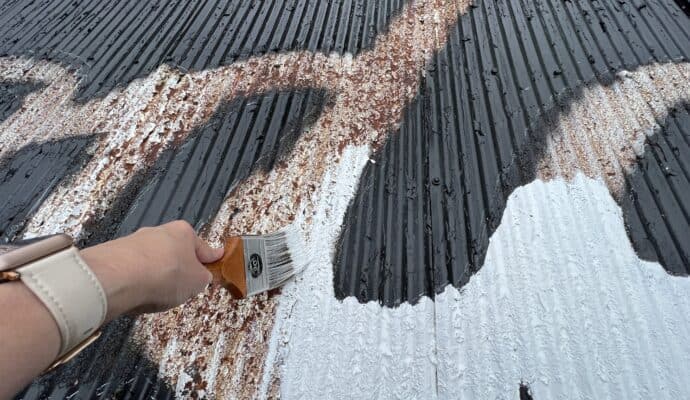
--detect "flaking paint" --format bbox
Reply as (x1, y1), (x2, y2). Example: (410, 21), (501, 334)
(538, 63), (690, 196)
(1, 0), (472, 393)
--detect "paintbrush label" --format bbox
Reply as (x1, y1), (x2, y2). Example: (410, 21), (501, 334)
(248, 254), (263, 278)
(243, 237), (269, 295)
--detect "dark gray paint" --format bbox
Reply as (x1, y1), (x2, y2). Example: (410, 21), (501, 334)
(619, 103), (690, 274)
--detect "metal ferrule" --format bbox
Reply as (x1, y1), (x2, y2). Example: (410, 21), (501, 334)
(242, 236), (269, 295)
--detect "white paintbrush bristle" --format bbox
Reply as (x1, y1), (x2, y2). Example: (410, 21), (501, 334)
(262, 224), (309, 289)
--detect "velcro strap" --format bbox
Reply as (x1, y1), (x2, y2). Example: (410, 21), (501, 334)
(18, 247), (107, 357)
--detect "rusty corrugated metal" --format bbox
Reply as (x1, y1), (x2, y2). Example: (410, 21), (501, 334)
(0, 0), (689, 398)
(0, 0), (408, 100)
(0, 0), (420, 398)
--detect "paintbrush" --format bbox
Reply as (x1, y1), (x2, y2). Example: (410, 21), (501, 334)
(205, 226), (306, 298)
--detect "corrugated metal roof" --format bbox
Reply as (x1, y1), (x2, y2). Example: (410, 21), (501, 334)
(336, 0), (690, 306)
(0, 0), (407, 100)
(0, 0), (688, 398)
(0, 135), (94, 241)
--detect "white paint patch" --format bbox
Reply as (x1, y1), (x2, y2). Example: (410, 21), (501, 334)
(435, 175), (690, 399)
(174, 369), (194, 398)
(157, 336), (178, 379)
(270, 146), (690, 399)
(267, 145), (440, 399)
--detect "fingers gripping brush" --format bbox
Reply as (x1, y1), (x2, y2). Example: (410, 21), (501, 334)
(205, 227), (306, 298)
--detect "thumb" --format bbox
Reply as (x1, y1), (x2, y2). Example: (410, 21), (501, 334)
(195, 236), (225, 264)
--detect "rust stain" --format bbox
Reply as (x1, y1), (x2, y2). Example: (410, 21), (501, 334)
(6, 3), (685, 399)
(1, 1), (476, 397)
(537, 63), (690, 197)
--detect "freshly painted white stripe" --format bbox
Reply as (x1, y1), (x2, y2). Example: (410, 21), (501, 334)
(267, 145), (439, 399)
(270, 144), (690, 399)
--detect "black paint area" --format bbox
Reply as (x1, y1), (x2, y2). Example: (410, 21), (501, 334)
(0, 136), (94, 242)
(0, 81), (44, 123)
(673, 0), (690, 17)
(0, 0), (408, 101)
(519, 382), (535, 400)
(619, 103), (690, 275)
(80, 88), (327, 244)
(335, 0), (690, 306)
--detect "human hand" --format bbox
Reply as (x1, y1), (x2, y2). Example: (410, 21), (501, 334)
(80, 220), (224, 321)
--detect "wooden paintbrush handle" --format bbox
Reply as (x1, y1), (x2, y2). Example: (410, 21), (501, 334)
(205, 237), (247, 298)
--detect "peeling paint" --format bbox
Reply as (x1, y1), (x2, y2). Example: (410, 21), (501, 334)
(538, 62), (690, 196)
(1, 3), (461, 388)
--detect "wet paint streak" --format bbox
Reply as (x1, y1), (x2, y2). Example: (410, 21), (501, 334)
(335, 0), (690, 306)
